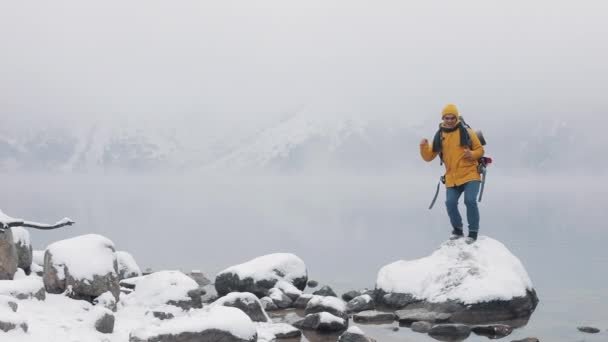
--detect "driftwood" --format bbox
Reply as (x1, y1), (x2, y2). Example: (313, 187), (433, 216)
(1, 218), (75, 231)
(0, 210), (74, 280)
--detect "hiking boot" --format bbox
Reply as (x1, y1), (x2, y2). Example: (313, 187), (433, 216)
(449, 228), (464, 240)
(466, 231), (478, 244)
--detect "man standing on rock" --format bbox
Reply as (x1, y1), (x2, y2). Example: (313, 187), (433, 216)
(420, 104), (484, 243)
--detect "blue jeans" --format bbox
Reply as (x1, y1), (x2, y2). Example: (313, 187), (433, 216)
(445, 181), (480, 233)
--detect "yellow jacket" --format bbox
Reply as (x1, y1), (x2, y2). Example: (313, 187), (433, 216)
(420, 125), (484, 187)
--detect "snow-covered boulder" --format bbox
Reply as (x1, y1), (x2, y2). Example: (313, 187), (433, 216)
(11, 227), (33, 273)
(338, 326), (377, 342)
(304, 295), (348, 320)
(116, 251), (142, 280)
(293, 312), (348, 332)
(346, 294), (375, 313)
(376, 237), (539, 324)
(43, 234), (120, 302)
(215, 253), (307, 297)
(0, 228), (18, 280)
(0, 275), (46, 300)
(213, 292), (270, 322)
(129, 306), (257, 342)
(121, 270), (203, 310)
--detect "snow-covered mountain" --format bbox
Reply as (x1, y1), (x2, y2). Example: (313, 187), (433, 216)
(0, 112), (597, 174)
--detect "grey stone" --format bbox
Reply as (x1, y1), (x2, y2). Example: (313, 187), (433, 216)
(342, 290), (362, 302)
(411, 321), (433, 333)
(313, 285), (337, 297)
(94, 312), (115, 334)
(381, 292), (419, 309)
(307, 280), (319, 288)
(0, 229), (18, 280)
(152, 311), (175, 320)
(511, 338), (539, 342)
(187, 271), (211, 287)
(428, 324), (471, 341)
(396, 308), (451, 325)
(577, 326), (600, 333)
(353, 310), (397, 323)
(471, 324), (513, 338)
(338, 330), (377, 342)
(346, 294), (375, 313)
(293, 313), (348, 332)
(216, 293), (269, 322)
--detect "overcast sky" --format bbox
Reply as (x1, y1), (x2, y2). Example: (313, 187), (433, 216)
(1, 0), (606, 128)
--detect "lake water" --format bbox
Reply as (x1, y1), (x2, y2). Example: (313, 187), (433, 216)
(1, 171), (606, 341)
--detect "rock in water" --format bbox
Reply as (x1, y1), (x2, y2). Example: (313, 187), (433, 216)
(376, 236), (539, 324)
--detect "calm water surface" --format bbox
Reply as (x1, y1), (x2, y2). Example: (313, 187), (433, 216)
(2, 172), (606, 341)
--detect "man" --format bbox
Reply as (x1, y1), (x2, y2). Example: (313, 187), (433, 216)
(420, 104), (484, 243)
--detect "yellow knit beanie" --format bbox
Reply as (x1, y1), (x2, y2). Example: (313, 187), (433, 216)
(441, 104), (459, 118)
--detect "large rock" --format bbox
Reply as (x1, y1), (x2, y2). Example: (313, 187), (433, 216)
(215, 253), (307, 297)
(12, 227), (33, 273)
(44, 234), (120, 302)
(116, 251), (142, 280)
(0, 229), (18, 280)
(121, 270), (203, 310)
(129, 306), (257, 342)
(376, 237), (539, 324)
(213, 292), (270, 322)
